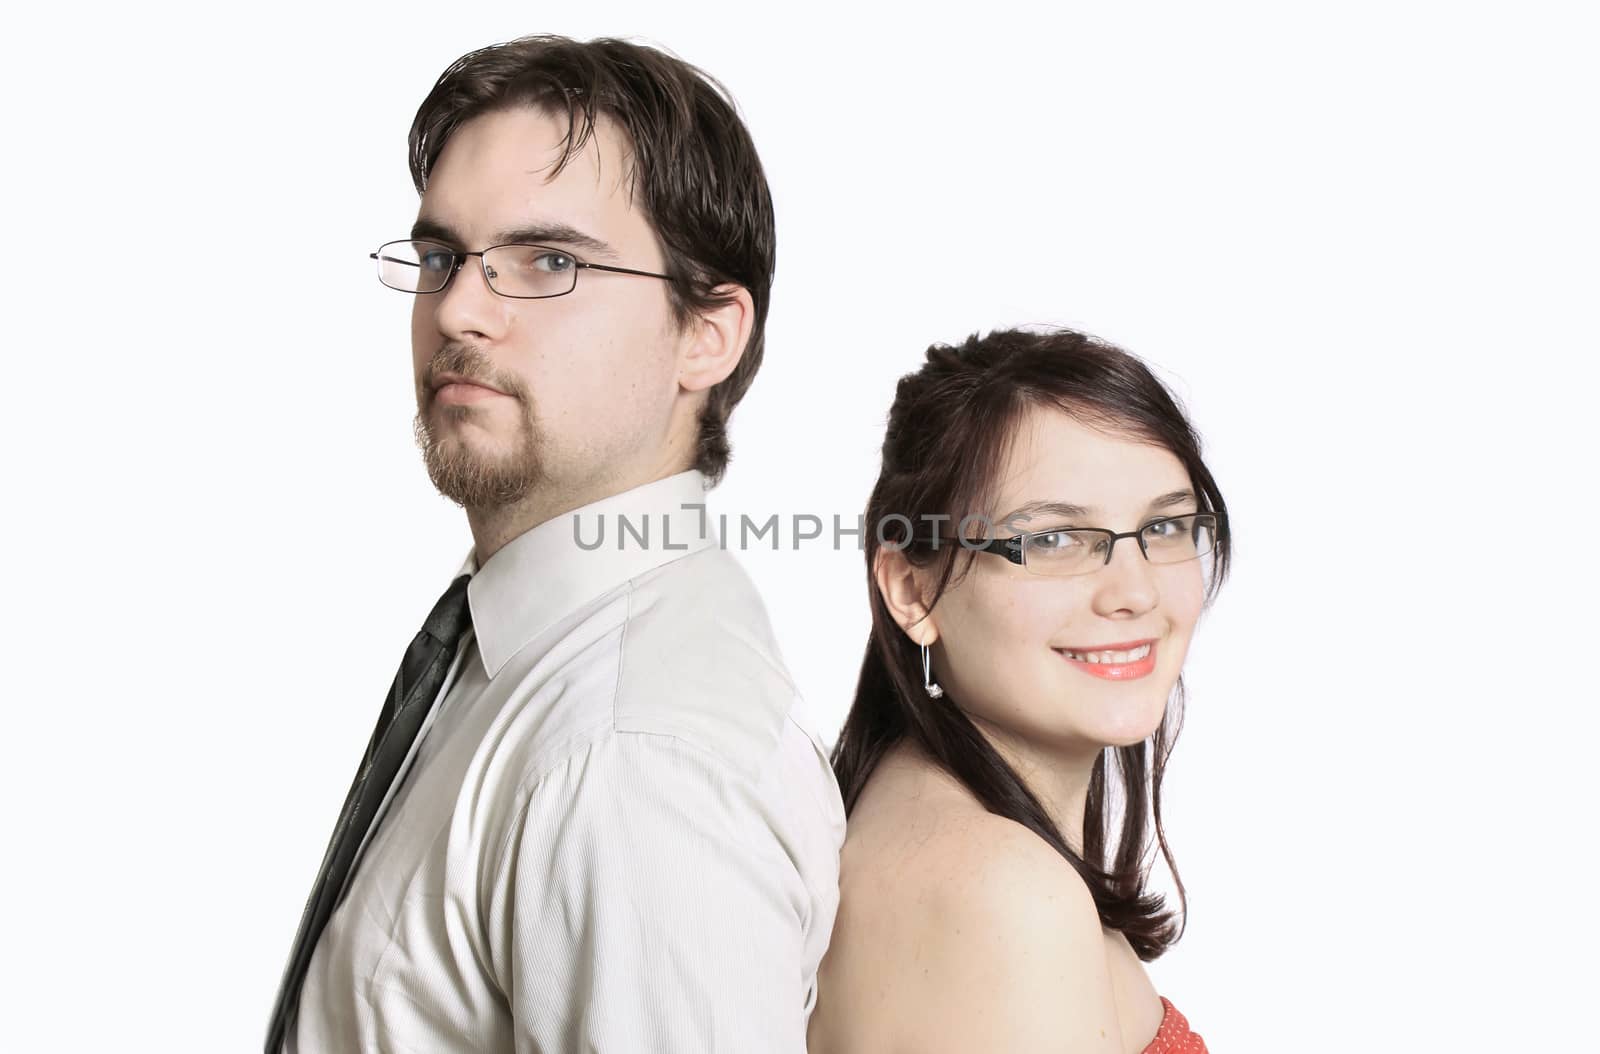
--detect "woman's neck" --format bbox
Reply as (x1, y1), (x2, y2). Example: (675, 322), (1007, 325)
(962, 713), (1104, 851)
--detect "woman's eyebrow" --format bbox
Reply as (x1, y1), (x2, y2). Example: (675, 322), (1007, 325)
(1147, 489), (1199, 511)
(1001, 490), (1197, 525)
(1000, 499), (1093, 523)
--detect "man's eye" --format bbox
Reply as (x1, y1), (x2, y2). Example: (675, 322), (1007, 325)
(529, 251), (574, 273)
(420, 251), (454, 272)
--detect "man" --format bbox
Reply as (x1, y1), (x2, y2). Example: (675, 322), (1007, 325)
(265, 35), (845, 1052)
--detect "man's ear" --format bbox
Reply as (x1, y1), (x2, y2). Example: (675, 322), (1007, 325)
(874, 547), (939, 646)
(678, 284), (754, 393)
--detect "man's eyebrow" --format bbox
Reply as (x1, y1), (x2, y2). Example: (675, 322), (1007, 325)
(410, 217), (461, 244)
(492, 223), (621, 260)
(409, 217), (619, 260)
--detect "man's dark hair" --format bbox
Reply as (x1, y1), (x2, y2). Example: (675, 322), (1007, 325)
(408, 35), (775, 485)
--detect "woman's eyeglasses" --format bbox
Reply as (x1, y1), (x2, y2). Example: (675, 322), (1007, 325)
(930, 513), (1218, 578)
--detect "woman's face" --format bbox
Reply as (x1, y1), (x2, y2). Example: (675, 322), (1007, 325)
(924, 407), (1207, 761)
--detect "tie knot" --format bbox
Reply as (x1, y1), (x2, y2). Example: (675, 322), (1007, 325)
(421, 573), (473, 645)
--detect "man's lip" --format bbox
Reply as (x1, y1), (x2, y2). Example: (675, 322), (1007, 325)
(431, 373), (507, 396)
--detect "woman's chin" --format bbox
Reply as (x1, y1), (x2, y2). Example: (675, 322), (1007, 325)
(1082, 694), (1174, 750)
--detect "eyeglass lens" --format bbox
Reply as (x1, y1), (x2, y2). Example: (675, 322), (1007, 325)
(374, 240), (581, 298)
(1022, 515), (1216, 576)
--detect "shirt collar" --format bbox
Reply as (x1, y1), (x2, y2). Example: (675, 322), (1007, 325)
(456, 469), (718, 679)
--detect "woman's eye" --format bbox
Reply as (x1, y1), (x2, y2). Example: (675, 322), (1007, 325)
(1145, 515), (1197, 541)
(1032, 531), (1081, 551)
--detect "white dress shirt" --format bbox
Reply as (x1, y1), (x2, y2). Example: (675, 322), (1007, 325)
(284, 470), (846, 1053)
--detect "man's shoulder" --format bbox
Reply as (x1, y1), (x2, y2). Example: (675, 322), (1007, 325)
(610, 544), (803, 779)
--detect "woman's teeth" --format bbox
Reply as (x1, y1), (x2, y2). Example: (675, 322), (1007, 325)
(1060, 644), (1152, 665)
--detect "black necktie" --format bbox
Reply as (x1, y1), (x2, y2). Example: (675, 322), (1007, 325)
(265, 573), (474, 1053)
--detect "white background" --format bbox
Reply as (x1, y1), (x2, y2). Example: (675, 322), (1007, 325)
(3, 1), (1596, 1050)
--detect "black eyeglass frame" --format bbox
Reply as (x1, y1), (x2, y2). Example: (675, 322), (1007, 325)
(961, 513), (1219, 574)
(370, 238), (674, 299)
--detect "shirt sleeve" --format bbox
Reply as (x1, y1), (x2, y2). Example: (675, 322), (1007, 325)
(493, 729), (815, 1053)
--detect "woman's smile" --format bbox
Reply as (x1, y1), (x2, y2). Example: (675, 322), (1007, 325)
(1053, 638), (1159, 680)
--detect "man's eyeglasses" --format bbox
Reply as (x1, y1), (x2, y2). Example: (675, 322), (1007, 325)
(371, 239), (672, 299)
(952, 513), (1219, 578)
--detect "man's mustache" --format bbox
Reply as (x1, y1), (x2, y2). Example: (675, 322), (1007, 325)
(422, 345), (520, 400)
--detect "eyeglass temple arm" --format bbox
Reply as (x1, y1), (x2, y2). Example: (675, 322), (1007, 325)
(576, 261), (673, 280)
(370, 252), (422, 269)
(978, 537), (1026, 566)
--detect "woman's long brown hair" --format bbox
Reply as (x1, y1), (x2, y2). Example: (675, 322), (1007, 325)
(831, 327), (1231, 959)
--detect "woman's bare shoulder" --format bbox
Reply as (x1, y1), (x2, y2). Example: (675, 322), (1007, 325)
(903, 803), (1101, 932)
(846, 745), (1083, 895)
(825, 751), (1123, 1052)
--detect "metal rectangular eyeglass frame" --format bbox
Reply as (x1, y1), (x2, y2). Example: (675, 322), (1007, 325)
(370, 239), (672, 299)
(962, 513), (1218, 570)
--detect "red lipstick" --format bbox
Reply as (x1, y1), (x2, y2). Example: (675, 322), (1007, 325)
(1054, 639), (1158, 681)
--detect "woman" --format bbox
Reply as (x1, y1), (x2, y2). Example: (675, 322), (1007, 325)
(808, 328), (1228, 1053)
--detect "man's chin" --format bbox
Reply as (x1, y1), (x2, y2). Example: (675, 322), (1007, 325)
(428, 470), (519, 509)
(412, 411), (543, 508)
(423, 446), (544, 509)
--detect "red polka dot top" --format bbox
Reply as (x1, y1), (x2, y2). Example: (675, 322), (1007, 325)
(1142, 997), (1208, 1053)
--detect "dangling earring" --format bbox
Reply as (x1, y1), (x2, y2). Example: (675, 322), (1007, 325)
(921, 641), (944, 699)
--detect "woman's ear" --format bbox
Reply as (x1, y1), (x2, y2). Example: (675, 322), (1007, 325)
(874, 547), (939, 645)
(678, 284), (754, 393)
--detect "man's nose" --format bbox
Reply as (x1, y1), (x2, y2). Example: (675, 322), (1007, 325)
(432, 253), (504, 342)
